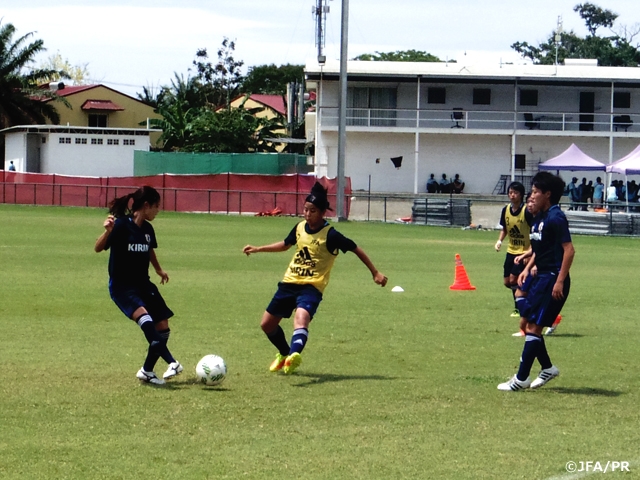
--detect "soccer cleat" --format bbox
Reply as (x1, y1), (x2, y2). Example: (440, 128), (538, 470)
(269, 353), (287, 372)
(512, 330), (525, 337)
(283, 352), (302, 375)
(530, 365), (560, 389)
(510, 309), (520, 318)
(545, 315), (562, 335)
(497, 375), (531, 391)
(163, 361), (184, 380)
(136, 368), (166, 385)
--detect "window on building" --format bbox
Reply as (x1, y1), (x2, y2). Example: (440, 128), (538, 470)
(473, 88), (491, 105)
(91, 138), (104, 145)
(88, 114), (108, 127)
(75, 138), (87, 144)
(123, 139), (136, 146)
(520, 89), (538, 106)
(427, 87), (446, 104)
(59, 137), (71, 144)
(613, 92), (631, 109)
(107, 139), (120, 146)
(347, 87), (397, 126)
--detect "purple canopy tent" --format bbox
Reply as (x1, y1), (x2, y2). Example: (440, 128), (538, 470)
(605, 144), (640, 208)
(538, 144), (606, 172)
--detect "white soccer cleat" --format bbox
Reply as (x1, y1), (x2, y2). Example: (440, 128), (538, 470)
(497, 375), (531, 391)
(544, 326), (555, 335)
(137, 368), (166, 385)
(530, 365), (560, 389)
(163, 361), (184, 380)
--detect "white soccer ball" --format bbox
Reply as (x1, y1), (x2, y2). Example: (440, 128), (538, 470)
(195, 354), (227, 386)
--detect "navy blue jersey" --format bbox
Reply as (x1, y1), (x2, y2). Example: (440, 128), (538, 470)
(284, 221), (357, 254)
(105, 216), (157, 284)
(530, 205), (571, 273)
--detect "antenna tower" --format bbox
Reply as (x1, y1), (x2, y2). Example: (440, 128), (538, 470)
(313, 0), (331, 64)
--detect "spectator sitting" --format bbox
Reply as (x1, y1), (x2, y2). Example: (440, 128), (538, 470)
(439, 174), (452, 194)
(426, 174), (438, 193)
(452, 174), (465, 194)
(8, 161), (16, 171)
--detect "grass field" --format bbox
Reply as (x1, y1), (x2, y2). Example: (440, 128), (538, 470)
(1, 204), (638, 479)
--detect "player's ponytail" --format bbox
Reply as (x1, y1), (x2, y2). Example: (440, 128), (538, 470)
(108, 186), (161, 217)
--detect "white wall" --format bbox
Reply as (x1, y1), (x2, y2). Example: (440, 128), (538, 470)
(4, 134), (26, 171)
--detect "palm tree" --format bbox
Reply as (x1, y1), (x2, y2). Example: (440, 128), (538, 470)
(0, 21), (67, 129)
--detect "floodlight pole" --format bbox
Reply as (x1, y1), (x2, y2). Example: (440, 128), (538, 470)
(336, 0), (349, 221)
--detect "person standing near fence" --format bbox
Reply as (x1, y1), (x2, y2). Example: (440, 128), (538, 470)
(94, 185), (182, 385)
(593, 177), (604, 209)
(243, 182), (388, 375)
(495, 181), (534, 319)
(498, 171), (574, 391)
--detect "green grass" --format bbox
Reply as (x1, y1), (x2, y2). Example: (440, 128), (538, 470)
(0, 204), (638, 479)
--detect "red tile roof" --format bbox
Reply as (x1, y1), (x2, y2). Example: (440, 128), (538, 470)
(249, 94), (286, 115)
(81, 99), (124, 111)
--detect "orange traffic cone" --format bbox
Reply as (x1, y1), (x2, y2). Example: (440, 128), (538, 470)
(449, 253), (476, 290)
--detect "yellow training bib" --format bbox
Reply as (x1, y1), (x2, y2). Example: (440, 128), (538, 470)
(503, 205), (530, 255)
(282, 222), (338, 293)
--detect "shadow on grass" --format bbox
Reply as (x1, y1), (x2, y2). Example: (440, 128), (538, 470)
(545, 386), (623, 397)
(152, 378), (231, 392)
(291, 372), (397, 387)
(546, 333), (584, 338)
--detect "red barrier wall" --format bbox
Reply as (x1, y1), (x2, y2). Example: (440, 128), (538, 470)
(0, 172), (351, 217)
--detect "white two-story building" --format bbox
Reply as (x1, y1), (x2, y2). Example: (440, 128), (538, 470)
(305, 59), (640, 194)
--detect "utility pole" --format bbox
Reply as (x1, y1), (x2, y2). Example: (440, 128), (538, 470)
(336, 0), (349, 221)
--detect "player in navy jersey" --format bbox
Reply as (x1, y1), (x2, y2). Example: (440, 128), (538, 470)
(498, 172), (575, 391)
(95, 186), (182, 385)
(243, 182), (388, 375)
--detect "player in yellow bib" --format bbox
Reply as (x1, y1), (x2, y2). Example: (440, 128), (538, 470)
(495, 181), (534, 318)
(243, 182), (388, 374)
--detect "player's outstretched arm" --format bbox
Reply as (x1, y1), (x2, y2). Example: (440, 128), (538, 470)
(352, 246), (387, 287)
(94, 215), (114, 253)
(243, 241), (290, 256)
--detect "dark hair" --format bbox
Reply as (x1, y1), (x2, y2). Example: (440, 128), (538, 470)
(305, 181), (332, 211)
(507, 181), (525, 198)
(108, 185), (161, 217)
(531, 172), (565, 205)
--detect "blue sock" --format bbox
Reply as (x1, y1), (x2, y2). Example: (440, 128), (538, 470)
(137, 314), (175, 370)
(289, 328), (308, 355)
(537, 336), (552, 370)
(266, 325), (290, 356)
(517, 333), (542, 381)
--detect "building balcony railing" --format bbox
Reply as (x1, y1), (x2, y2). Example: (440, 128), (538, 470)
(318, 107), (637, 133)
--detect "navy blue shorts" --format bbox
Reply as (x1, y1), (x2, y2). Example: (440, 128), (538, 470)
(503, 253), (526, 279)
(518, 273), (570, 327)
(109, 280), (174, 322)
(266, 282), (323, 319)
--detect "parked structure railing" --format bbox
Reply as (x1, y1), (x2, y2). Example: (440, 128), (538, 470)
(320, 107), (637, 133)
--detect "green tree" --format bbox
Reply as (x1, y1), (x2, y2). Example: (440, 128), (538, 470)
(192, 37), (244, 108)
(511, 3), (640, 66)
(0, 21), (67, 128)
(38, 51), (89, 85)
(185, 102), (282, 153)
(353, 50), (451, 62)
(241, 64), (304, 95)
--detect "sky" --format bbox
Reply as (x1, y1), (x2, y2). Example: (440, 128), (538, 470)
(3, 0), (640, 97)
